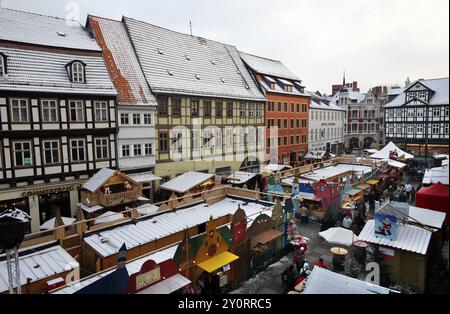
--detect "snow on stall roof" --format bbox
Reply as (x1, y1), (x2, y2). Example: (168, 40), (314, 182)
(239, 51), (300, 81)
(0, 8), (101, 51)
(0, 47), (117, 95)
(40, 217), (76, 230)
(128, 173), (162, 183)
(123, 17), (265, 101)
(94, 211), (124, 225)
(53, 244), (179, 294)
(281, 176), (315, 186)
(261, 164), (293, 173)
(160, 172), (215, 193)
(136, 204), (160, 216)
(384, 159), (407, 169)
(84, 197), (272, 258)
(385, 78), (449, 107)
(408, 206), (446, 229)
(358, 220), (432, 255)
(0, 243), (79, 293)
(422, 166), (449, 185)
(89, 16), (157, 106)
(226, 171), (258, 185)
(77, 203), (104, 214)
(370, 142), (414, 160)
(303, 267), (390, 294)
(300, 164), (372, 182)
(82, 168), (116, 192)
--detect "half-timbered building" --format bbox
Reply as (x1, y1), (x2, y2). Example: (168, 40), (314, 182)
(384, 77), (449, 157)
(0, 8), (117, 232)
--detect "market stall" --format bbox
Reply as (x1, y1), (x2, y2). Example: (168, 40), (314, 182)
(354, 184), (372, 201)
(416, 183), (449, 226)
(298, 193), (324, 220)
(342, 188), (363, 209)
(314, 179), (339, 219)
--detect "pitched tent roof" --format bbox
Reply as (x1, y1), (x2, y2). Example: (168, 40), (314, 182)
(88, 15), (157, 107)
(358, 219), (432, 255)
(160, 172), (215, 194)
(415, 183), (449, 226)
(386, 77), (449, 107)
(302, 267), (390, 294)
(422, 166), (449, 185)
(239, 51), (300, 81)
(82, 168), (138, 193)
(122, 16), (265, 101)
(370, 142), (414, 160)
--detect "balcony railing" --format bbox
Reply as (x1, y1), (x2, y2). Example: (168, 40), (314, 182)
(81, 187), (141, 207)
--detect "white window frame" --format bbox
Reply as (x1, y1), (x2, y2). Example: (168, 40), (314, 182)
(120, 113), (129, 125)
(95, 137), (109, 160)
(132, 113), (141, 125)
(71, 61), (85, 83)
(133, 144), (142, 156)
(215, 129), (223, 148)
(42, 140), (60, 165)
(192, 130), (200, 150)
(432, 123), (440, 135)
(407, 124), (414, 134)
(444, 123), (449, 135)
(94, 101), (108, 122)
(143, 113), (152, 125)
(417, 108), (424, 117)
(12, 141), (33, 167)
(121, 144), (130, 157)
(416, 124), (423, 133)
(433, 107), (440, 117)
(144, 143), (153, 156)
(70, 138), (86, 162)
(11, 99), (29, 122)
(69, 101), (84, 122)
(41, 100), (58, 122)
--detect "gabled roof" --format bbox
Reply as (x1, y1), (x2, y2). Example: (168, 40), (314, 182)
(88, 16), (157, 106)
(239, 51), (300, 81)
(82, 168), (138, 193)
(0, 242), (79, 293)
(370, 142), (414, 160)
(385, 77), (449, 108)
(122, 17), (265, 101)
(0, 46), (117, 95)
(0, 8), (100, 51)
(160, 171), (215, 193)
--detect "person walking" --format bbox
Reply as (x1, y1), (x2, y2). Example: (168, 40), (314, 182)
(300, 204), (309, 224)
(411, 186), (416, 203)
(405, 182), (412, 202)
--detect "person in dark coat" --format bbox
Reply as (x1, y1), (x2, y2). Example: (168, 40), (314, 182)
(210, 273), (221, 294)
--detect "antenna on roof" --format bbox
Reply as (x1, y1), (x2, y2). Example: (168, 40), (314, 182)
(189, 21), (193, 36)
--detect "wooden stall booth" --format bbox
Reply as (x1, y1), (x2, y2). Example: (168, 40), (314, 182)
(298, 193), (324, 221)
(314, 179), (339, 219)
(354, 184), (372, 201)
(230, 206), (249, 285)
(79, 168), (142, 219)
(173, 216), (238, 294)
(246, 214), (283, 274)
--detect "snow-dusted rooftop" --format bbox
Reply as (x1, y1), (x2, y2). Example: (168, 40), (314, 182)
(84, 197), (273, 258)
(0, 8), (101, 51)
(89, 16), (157, 106)
(408, 206), (446, 229)
(358, 219), (432, 255)
(226, 171), (258, 185)
(82, 168), (117, 192)
(239, 51), (300, 81)
(308, 91), (346, 111)
(53, 244), (179, 294)
(385, 78), (449, 108)
(160, 171), (215, 194)
(303, 267), (390, 294)
(422, 166), (449, 185)
(123, 17), (265, 101)
(300, 164), (373, 182)
(0, 242), (79, 293)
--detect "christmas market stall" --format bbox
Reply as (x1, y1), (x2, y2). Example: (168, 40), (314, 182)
(159, 171), (216, 200)
(416, 182), (449, 226)
(313, 179), (339, 220)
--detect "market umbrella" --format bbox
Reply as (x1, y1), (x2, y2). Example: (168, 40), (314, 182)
(40, 217), (75, 230)
(318, 227), (358, 247)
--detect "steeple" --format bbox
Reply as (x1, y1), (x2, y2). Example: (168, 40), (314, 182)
(343, 70), (346, 86)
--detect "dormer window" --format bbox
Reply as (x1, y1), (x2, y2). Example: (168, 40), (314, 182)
(284, 85), (292, 93)
(66, 60), (86, 83)
(0, 53), (7, 77)
(270, 83), (276, 90)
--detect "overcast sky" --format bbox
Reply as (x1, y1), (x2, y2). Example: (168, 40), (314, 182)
(3, 0), (449, 94)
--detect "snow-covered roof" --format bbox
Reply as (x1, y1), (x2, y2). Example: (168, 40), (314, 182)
(40, 217), (76, 230)
(53, 244), (179, 294)
(387, 87), (404, 96)
(370, 142), (414, 160)
(123, 17), (265, 101)
(0, 47), (117, 95)
(136, 204), (160, 216)
(226, 171), (258, 185)
(94, 211), (124, 225)
(331, 89), (365, 104)
(76, 203), (104, 214)
(0, 8), (100, 51)
(128, 172), (162, 183)
(422, 166), (449, 185)
(303, 267), (390, 294)
(408, 206), (446, 229)
(84, 197), (272, 258)
(281, 176), (315, 186)
(0, 242), (79, 293)
(358, 220), (432, 255)
(384, 159), (407, 169)
(307, 91), (345, 111)
(300, 164), (373, 182)
(160, 172), (215, 193)
(239, 51), (300, 81)
(385, 78), (449, 108)
(258, 78), (307, 96)
(88, 16), (157, 106)
(261, 164), (293, 173)
(82, 168), (117, 192)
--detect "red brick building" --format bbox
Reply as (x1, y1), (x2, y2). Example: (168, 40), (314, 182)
(240, 52), (310, 165)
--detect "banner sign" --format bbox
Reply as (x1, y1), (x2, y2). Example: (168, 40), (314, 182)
(375, 213), (397, 241)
